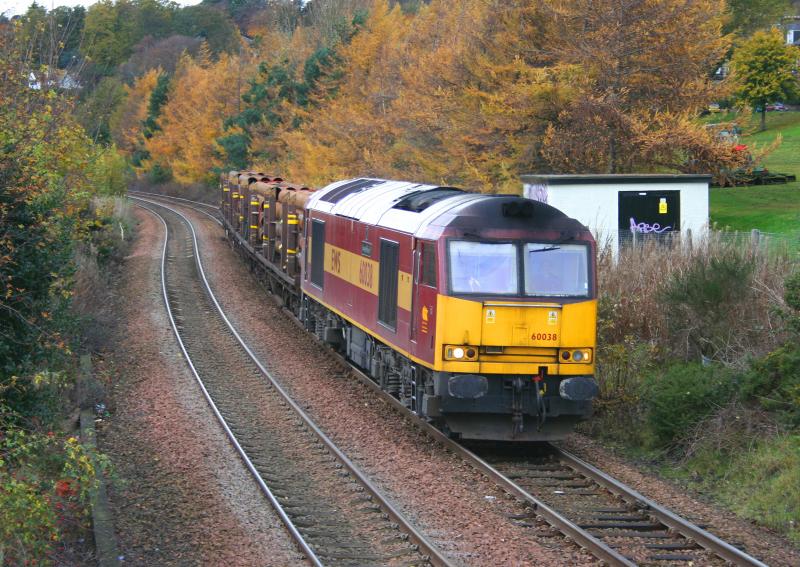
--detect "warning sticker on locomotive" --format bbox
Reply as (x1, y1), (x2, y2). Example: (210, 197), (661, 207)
(485, 309), (496, 324)
(548, 310), (558, 326)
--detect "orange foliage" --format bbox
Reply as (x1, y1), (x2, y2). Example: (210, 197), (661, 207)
(133, 0), (737, 189)
(111, 68), (161, 156)
(540, 0), (732, 173)
(143, 50), (252, 184)
(275, 1), (407, 185)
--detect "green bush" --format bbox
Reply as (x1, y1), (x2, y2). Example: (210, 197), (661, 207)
(0, 419), (99, 565)
(148, 162), (173, 184)
(660, 251), (755, 361)
(89, 146), (132, 197)
(739, 271), (800, 427)
(644, 362), (738, 448)
(582, 329), (656, 444)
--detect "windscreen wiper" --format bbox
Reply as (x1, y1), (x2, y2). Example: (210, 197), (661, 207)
(528, 246), (561, 253)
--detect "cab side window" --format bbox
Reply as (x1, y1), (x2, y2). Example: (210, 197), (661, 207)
(421, 242), (436, 287)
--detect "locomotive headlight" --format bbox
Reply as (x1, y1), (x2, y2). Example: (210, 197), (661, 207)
(444, 346), (478, 361)
(561, 349), (592, 363)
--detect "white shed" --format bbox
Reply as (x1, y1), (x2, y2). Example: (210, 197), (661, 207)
(520, 174), (711, 255)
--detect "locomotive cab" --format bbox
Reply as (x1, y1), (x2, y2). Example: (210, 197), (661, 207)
(416, 196), (599, 441)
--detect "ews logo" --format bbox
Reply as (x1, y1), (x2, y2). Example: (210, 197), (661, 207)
(330, 248), (341, 273)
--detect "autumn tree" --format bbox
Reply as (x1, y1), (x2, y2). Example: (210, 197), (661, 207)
(385, 1), (568, 189)
(725, 0), (790, 37)
(118, 34), (203, 81)
(76, 76), (126, 142)
(17, 3), (85, 70)
(730, 29), (799, 131)
(540, 0), (731, 174)
(277, 1), (407, 183)
(110, 67), (162, 155)
(219, 13), (360, 172)
(143, 50), (252, 183)
(305, 0), (373, 42)
(83, 0), (177, 71)
(174, 4), (240, 54)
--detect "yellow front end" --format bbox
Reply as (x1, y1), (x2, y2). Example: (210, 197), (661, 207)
(433, 295), (597, 377)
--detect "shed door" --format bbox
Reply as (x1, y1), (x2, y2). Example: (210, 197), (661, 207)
(619, 190), (680, 247)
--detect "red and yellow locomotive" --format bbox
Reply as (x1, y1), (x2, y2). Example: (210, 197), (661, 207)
(222, 173), (598, 441)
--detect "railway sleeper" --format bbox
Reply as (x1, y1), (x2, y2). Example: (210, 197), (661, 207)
(591, 515), (651, 522)
(579, 522), (663, 530)
(648, 553), (702, 562)
(596, 531), (673, 539)
(645, 542), (702, 550)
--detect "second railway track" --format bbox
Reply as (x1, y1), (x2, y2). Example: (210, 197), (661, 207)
(133, 196), (452, 567)
(131, 191), (772, 567)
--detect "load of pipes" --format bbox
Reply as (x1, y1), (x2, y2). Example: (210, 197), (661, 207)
(248, 180), (315, 221)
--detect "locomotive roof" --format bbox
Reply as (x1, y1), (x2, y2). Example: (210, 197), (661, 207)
(306, 177), (583, 238)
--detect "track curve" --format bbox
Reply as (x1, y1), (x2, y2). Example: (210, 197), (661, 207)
(132, 196), (453, 567)
(136, 193), (771, 567)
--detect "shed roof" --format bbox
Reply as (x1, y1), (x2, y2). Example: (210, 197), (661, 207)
(521, 174), (712, 186)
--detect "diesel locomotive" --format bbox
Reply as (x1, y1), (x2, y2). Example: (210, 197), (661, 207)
(221, 172), (598, 441)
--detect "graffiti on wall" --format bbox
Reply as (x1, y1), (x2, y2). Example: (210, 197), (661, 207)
(525, 183), (549, 204)
(630, 217), (671, 234)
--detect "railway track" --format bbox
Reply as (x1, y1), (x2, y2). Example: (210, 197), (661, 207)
(131, 196), (452, 567)
(473, 444), (767, 566)
(133, 192), (770, 567)
(128, 190), (222, 225)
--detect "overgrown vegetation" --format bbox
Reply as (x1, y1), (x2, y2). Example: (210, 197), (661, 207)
(585, 238), (800, 543)
(1, 24), (131, 563)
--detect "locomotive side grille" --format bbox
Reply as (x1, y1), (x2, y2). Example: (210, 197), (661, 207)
(310, 219), (325, 288)
(377, 239), (399, 329)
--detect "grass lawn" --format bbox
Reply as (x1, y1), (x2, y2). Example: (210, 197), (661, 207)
(709, 110), (800, 241)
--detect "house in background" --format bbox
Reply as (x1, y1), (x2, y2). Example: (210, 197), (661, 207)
(783, 15), (800, 45)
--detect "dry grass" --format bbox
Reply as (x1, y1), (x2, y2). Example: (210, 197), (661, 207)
(71, 197), (134, 350)
(598, 231), (795, 366)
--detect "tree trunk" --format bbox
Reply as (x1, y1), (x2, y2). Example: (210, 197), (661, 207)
(608, 136), (617, 173)
(760, 107), (766, 132)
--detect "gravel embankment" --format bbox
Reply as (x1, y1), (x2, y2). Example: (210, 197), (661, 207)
(97, 206), (305, 566)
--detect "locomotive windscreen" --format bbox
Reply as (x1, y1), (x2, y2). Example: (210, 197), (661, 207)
(449, 242), (518, 294)
(448, 241), (590, 297)
(524, 243), (589, 298)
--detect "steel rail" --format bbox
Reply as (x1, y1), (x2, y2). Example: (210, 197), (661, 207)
(151, 193), (767, 567)
(132, 196), (453, 567)
(310, 329), (769, 567)
(552, 447), (769, 567)
(128, 191), (222, 225)
(307, 337), (636, 567)
(132, 198), (322, 566)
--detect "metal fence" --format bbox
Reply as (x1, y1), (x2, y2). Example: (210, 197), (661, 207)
(605, 227), (799, 259)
